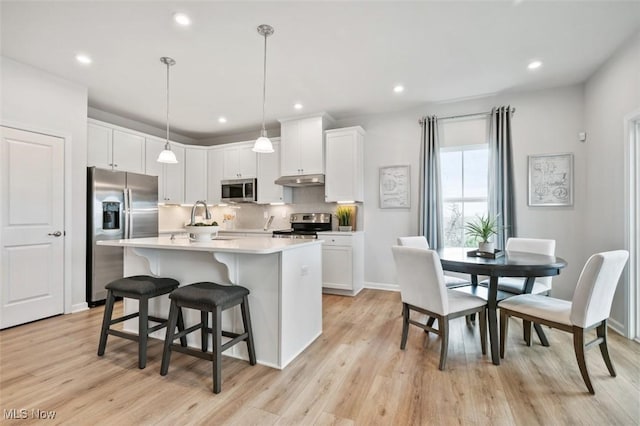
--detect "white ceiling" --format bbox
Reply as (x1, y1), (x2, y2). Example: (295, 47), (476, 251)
(2, 1), (639, 140)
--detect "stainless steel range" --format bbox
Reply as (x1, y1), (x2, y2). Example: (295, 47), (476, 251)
(272, 213), (332, 239)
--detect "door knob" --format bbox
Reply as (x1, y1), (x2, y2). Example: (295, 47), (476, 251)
(48, 231), (62, 237)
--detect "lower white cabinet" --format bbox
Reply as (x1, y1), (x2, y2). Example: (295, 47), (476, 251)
(320, 232), (364, 296)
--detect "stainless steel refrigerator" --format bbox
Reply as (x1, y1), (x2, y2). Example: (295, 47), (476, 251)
(86, 167), (158, 305)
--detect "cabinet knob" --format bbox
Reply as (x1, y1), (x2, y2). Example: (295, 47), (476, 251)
(113, 164), (118, 167)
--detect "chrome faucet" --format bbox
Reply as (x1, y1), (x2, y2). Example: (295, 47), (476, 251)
(190, 200), (211, 225)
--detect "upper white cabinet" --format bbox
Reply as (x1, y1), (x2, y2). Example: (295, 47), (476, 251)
(145, 138), (185, 204)
(325, 126), (365, 202)
(222, 143), (256, 179)
(207, 146), (224, 204)
(279, 113), (334, 176)
(184, 146), (208, 204)
(87, 120), (145, 173)
(257, 139), (292, 204)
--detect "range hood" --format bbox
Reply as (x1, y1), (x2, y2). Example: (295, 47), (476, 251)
(274, 174), (325, 187)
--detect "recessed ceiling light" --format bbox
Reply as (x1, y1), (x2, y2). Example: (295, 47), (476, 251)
(393, 85), (404, 93)
(218, 117), (227, 124)
(528, 60), (542, 70)
(294, 103), (303, 110)
(75, 54), (92, 65)
(173, 12), (191, 26)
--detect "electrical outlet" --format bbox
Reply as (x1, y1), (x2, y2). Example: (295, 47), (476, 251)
(281, 210), (287, 218)
(263, 211), (269, 219)
(300, 265), (309, 276)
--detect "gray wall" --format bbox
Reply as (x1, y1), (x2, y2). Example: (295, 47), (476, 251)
(1, 56), (88, 312)
(335, 85), (587, 302)
(584, 32), (640, 332)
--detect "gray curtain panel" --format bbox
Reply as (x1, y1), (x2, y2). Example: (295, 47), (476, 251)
(419, 115), (444, 249)
(488, 106), (516, 250)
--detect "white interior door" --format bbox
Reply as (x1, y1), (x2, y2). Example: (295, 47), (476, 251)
(1, 126), (64, 329)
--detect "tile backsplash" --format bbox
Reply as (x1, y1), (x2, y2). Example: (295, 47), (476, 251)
(159, 186), (363, 231)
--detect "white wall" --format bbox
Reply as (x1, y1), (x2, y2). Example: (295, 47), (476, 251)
(337, 84), (588, 301)
(584, 32), (640, 334)
(0, 56), (88, 312)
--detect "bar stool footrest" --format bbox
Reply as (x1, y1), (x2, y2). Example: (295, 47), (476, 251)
(108, 329), (140, 342)
(108, 312), (139, 325)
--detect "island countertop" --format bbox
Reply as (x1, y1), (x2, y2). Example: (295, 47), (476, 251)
(98, 236), (322, 254)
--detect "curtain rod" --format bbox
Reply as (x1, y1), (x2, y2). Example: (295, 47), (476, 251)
(418, 107), (516, 124)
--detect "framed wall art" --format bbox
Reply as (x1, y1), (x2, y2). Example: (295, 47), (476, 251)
(528, 153), (573, 207)
(379, 165), (410, 208)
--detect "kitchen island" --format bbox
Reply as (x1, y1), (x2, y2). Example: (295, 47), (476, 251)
(98, 236), (323, 369)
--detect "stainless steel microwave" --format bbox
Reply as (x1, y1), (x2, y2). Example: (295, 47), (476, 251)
(221, 178), (257, 202)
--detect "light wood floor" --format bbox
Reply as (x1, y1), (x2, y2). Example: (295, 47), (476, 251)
(1, 289), (639, 425)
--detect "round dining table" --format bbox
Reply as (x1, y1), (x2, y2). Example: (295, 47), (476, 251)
(436, 247), (567, 365)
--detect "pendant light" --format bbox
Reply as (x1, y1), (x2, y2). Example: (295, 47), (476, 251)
(252, 24), (275, 153)
(157, 56), (178, 163)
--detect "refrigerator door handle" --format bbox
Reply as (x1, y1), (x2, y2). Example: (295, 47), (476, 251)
(123, 188), (130, 239)
(127, 188), (133, 238)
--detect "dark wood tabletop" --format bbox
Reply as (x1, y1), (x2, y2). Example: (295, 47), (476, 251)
(437, 247), (567, 278)
(435, 247), (568, 365)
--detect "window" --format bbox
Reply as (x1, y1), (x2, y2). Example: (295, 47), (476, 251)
(439, 117), (489, 247)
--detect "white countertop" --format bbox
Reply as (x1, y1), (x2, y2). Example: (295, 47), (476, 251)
(98, 236), (322, 254)
(159, 228), (273, 234)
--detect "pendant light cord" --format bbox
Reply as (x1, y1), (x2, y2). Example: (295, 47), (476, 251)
(165, 60), (171, 148)
(261, 32), (268, 136)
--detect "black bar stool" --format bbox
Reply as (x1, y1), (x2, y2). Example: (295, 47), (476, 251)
(97, 275), (186, 369)
(160, 282), (256, 393)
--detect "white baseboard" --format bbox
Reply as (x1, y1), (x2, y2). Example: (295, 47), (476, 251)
(71, 302), (89, 313)
(364, 281), (399, 292)
(608, 317), (626, 337)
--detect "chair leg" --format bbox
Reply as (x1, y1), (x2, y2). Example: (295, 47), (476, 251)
(138, 296), (149, 369)
(241, 296), (256, 365)
(213, 306), (223, 394)
(160, 301), (179, 376)
(177, 307), (187, 347)
(500, 309), (509, 359)
(523, 320), (532, 347)
(426, 316), (436, 332)
(573, 326), (595, 394)
(597, 320), (616, 377)
(400, 303), (410, 350)
(201, 311), (209, 352)
(479, 308), (487, 355)
(438, 316), (449, 371)
(97, 291), (115, 356)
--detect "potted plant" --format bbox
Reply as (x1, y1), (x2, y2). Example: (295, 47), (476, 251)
(464, 214), (498, 253)
(336, 206), (353, 232)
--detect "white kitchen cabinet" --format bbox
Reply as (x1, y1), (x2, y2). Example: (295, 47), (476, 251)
(87, 120), (145, 173)
(207, 146), (224, 204)
(257, 139), (292, 204)
(222, 143), (256, 179)
(184, 146), (208, 204)
(279, 113), (333, 176)
(325, 126), (365, 202)
(145, 138), (185, 204)
(320, 232), (364, 296)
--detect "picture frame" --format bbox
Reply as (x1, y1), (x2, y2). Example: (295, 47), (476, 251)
(379, 165), (410, 209)
(528, 153), (574, 207)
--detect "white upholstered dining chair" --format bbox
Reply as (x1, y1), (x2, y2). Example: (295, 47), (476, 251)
(397, 236), (469, 288)
(392, 246), (487, 370)
(496, 237), (557, 295)
(498, 250), (629, 394)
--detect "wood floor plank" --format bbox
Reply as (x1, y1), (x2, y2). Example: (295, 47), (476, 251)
(1, 289), (638, 425)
